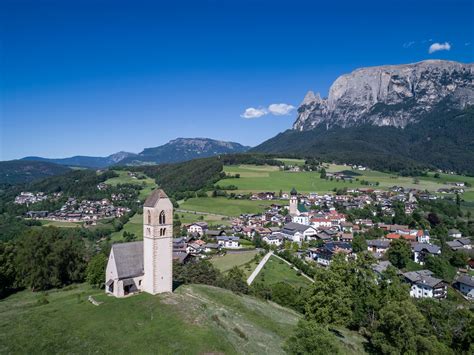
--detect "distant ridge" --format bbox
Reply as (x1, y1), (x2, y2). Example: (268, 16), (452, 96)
(20, 138), (250, 168)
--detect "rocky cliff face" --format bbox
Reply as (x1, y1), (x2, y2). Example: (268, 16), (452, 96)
(294, 60), (474, 130)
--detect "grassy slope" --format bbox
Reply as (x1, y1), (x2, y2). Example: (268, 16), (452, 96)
(110, 212), (144, 241)
(254, 256), (312, 289)
(0, 284), (301, 354)
(104, 170), (157, 201)
(210, 250), (259, 273)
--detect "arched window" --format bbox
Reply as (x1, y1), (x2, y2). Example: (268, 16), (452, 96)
(147, 210), (152, 225)
(159, 210), (166, 225)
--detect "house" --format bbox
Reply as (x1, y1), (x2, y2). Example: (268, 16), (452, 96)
(453, 274), (474, 299)
(216, 236), (240, 249)
(292, 214), (309, 225)
(412, 243), (441, 264)
(403, 270), (447, 299)
(172, 252), (195, 264)
(203, 243), (221, 253)
(448, 229), (462, 239)
(263, 233), (284, 247)
(280, 222), (317, 243)
(186, 222), (208, 236)
(206, 229), (227, 238)
(446, 238), (472, 251)
(372, 260), (393, 278)
(367, 239), (391, 254)
(312, 242), (352, 266)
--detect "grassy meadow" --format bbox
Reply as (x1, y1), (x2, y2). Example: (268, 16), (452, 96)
(210, 250), (260, 273)
(254, 256), (312, 290)
(110, 212), (143, 241)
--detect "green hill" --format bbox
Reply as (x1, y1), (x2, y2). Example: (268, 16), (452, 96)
(0, 283), (366, 354)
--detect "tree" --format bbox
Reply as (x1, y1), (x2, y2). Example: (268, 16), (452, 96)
(387, 239), (411, 268)
(86, 254), (108, 288)
(352, 235), (367, 253)
(370, 300), (450, 354)
(320, 168), (327, 179)
(284, 320), (344, 355)
(305, 254), (353, 326)
(450, 251), (468, 268)
(0, 242), (17, 297)
(224, 266), (248, 294)
(15, 228), (87, 291)
(270, 282), (304, 312)
(173, 260), (222, 286)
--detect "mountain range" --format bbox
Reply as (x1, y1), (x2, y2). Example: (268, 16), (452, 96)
(254, 60), (474, 174)
(21, 138), (250, 168)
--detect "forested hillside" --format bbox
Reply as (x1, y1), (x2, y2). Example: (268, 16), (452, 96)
(253, 106), (474, 174)
(0, 161), (71, 184)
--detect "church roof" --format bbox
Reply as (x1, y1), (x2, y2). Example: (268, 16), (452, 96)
(111, 241), (144, 279)
(144, 189), (168, 207)
(297, 203), (308, 213)
(290, 187), (298, 196)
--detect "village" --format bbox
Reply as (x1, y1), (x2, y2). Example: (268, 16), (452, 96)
(16, 188), (132, 224)
(172, 186), (474, 301)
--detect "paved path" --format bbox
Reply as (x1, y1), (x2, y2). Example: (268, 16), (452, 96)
(247, 251), (273, 285)
(272, 253), (315, 283)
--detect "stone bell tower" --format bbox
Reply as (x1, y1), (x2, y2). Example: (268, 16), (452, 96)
(289, 187), (298, 216)
(143, 189), (173, 294)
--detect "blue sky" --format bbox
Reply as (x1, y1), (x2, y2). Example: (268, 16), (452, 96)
(1, 0), (473, 160)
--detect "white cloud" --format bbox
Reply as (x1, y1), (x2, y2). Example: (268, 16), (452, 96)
(403, 41), (415, 48)
(429, 42), (451, 54)
(241, 107), (267, 119)
(268, 103), (295, 116)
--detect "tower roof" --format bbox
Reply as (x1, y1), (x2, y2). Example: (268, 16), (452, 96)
(290, 187), (298, 196)
(144, 189), (169, 207)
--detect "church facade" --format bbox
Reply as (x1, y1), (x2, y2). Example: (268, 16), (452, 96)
(105, 189), (173, 297)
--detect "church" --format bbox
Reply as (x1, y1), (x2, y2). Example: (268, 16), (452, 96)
(105, 189), (173, 297)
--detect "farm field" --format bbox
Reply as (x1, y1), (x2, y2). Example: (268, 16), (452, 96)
(254, 256), (312, 290)
(0, 283), (318, 355)
(218, 164), (474, 201)
(40, 220), (82, 228)
(105, 170), (157, 201)
(210, 250), (260, 273)
(179, 197), (278, 216)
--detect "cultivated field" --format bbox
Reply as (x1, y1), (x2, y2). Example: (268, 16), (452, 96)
(179, 197), (278, 216)
(218, 164), (474, 202)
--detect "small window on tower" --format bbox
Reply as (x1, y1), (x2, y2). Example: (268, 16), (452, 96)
(147, 210), (152, 225)
(159, 210), (165, 224)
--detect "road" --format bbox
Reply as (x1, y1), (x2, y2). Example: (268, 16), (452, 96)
(247, 251), (273, 285)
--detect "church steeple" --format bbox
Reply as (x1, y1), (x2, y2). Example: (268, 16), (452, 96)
(289, 187), (298, 216)
(142, 189), (173, 295)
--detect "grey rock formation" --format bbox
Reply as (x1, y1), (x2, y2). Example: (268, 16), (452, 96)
(294, 60), (474, 131)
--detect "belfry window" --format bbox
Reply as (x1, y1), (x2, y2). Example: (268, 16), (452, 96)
(147, 210), (151, 225)
(159, 210), (166, 224)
